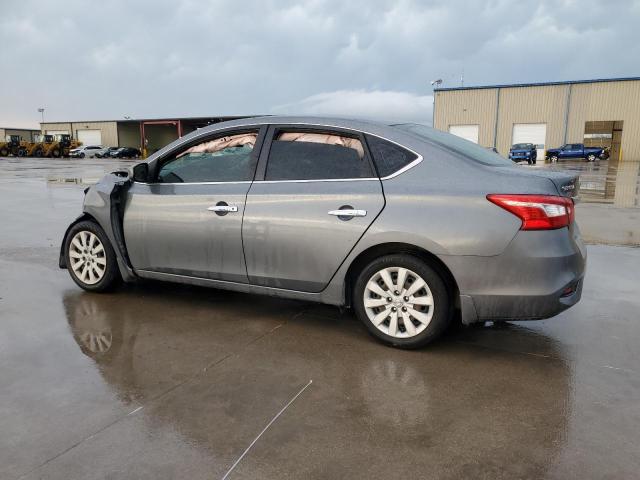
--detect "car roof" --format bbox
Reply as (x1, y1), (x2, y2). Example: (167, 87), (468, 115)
(180, 115), (427, 143)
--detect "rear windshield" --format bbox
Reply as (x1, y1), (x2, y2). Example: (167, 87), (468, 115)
(393, 123), (513, 166)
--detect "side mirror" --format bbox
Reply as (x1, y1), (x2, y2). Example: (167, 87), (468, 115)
(132, 162), (149, 183)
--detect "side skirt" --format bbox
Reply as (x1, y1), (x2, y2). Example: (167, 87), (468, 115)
(136, 270), (342, 306)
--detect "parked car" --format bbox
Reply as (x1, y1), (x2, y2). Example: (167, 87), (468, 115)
(59, 116), (585, 349)
(509, 143), (537, 165)
(69, 145), (105, 158)
(546, 143), (607, 162)
(109, 147), (141, 159)
(95, 147), (119, 158)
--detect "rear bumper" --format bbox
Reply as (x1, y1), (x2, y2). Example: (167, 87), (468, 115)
(442, 225), (586, 323)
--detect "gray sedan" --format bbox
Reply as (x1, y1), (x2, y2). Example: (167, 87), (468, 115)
(59, 116), (586, 348)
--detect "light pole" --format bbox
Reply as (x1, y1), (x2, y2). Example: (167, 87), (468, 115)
(430, 80), (443, 127)
(38, 108), (45, 123)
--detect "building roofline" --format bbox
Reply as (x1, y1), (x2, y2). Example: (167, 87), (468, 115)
(1, 127), (40, 131)
(434, 76), (640, 92)
(40, 115), (259, 125)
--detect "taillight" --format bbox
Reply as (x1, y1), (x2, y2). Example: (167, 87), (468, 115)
(487, 194), (574, 230)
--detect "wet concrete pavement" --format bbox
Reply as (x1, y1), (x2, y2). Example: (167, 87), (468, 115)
(1, 158), (639, 479)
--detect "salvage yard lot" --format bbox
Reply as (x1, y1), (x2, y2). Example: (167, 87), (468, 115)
(1, 158), (639, 479)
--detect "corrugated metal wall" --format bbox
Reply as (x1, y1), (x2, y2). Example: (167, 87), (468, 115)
(41, 121), (119, 147)
(495, 85), (567, 155)
(433, 88), (497, 147)
(434, 80), (640, 160)
(1, 128), (40, 142)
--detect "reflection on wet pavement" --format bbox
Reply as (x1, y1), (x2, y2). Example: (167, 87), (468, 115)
(1, 157), (639, 479)
(532, 158), (640, 208)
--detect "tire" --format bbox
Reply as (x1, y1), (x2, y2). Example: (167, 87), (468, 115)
(17, 149), (27, 157)
(353, 254), (452, 349)
(34, 149), (43, 157)
(550, 155), (558, 163)
(587, 154), (596, 162)
(64, 220), (121, 292)
(80, 153), (85, 158)
(0, 148), (8, 157)
(52, 148), (61, 158)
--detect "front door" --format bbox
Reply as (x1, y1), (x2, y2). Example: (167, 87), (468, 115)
(242, 126), (385, 292)
(123, 128), (264, 283)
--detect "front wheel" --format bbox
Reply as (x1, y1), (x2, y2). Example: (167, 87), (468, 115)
(353, 254), (452, 349)
(550, 155), (558, 163)
(64, 221), (121, 292)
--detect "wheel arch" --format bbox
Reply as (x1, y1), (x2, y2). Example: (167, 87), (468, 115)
(59, 213), (99, 268)
(343, 242), (460, 310)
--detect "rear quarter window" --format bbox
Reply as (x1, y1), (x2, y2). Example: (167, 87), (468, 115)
(365, 135), (418, 177)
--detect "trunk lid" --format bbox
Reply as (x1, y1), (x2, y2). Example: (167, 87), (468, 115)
(494, 165), (579, 198)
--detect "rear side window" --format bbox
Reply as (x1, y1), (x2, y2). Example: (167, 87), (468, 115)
(365, 135), (418, 177)
(265, 131), (372, 181)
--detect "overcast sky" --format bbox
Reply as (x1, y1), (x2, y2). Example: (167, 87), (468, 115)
(1, 0), (638, 128)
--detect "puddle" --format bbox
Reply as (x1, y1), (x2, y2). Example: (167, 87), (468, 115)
(530, 159), (640, 208)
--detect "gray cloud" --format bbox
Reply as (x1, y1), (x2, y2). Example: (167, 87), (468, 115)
(1, 0), (638, 128)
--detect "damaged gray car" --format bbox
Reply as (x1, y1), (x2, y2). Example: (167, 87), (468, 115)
(60, 116), (586, 348)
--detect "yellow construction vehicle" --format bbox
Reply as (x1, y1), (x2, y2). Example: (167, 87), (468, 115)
(39, 134), (82, 158)
(0, 135), (22, 156)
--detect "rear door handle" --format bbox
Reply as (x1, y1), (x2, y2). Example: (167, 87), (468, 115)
(328, 209), (367, 217)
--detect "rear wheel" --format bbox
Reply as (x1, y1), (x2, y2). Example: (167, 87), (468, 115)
(52, 148), (61, 158)
(0, 147), (8, 157)
(64, 221), (121, 292)
(34, 148), (43, 157)
(587, 154), (596, 162)
(353, 254), (452, 349)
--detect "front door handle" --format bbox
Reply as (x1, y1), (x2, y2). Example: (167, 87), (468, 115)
(207, 202), (238, 216)
(208, 205), (238, 212)
(328, 208), (367, 218)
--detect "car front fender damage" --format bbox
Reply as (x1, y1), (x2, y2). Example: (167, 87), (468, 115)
(59, 170), (137, 282)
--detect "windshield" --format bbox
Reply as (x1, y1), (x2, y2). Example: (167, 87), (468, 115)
(393, 123), (513, 166)
(512, 143), (533, 149)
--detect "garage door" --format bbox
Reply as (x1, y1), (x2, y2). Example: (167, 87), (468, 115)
(77, 130), (102, 146)
(512, 123), (546, 161)
(47, 130), (69, 136)
(449, 125), (479, 144)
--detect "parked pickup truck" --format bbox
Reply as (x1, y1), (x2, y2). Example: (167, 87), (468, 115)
(546, 143), (608, 162)
(509, 143), (537, 165)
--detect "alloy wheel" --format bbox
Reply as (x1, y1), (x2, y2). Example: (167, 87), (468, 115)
(69, 231), (107, 285)
(363, 267), (434, 339)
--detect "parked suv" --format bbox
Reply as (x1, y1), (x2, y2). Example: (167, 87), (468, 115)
(69, 145), (105, 158)
(95, 147), (119, 158)
(509, 143), (537, 165)
(59, 117), (585, 349)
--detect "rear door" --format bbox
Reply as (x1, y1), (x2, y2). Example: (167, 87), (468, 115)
(242, 125), (384, 292)
(123, 127), (265, 283)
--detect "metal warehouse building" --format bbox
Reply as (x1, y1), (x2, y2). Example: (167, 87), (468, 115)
(40, 116), (248, 157)
(1, 127), (40, 142)
(433, 77), (640, 162)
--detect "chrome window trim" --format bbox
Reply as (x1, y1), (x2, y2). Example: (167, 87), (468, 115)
(254, 177), (379, 184)
(140, 121), (424, 185)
